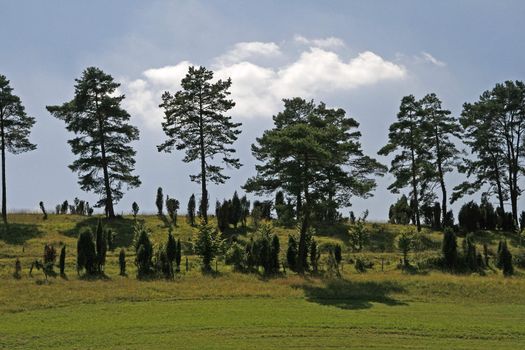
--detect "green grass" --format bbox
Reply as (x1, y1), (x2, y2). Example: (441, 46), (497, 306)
(1, 213), (525, 349)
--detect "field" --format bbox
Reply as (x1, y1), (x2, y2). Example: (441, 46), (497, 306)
(1, 214), (525, 349)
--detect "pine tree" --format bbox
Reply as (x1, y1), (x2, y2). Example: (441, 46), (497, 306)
(133, 223), (153, 278)
(0, 74), (36, 223)
(194, 220), (224, 272)
(379, 95), (431, 232)
(187, 194), (196, 226)
(47, 67), (140, 218)
(158, 66), (242, 224)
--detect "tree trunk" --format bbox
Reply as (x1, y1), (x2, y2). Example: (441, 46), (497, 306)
(0, 113), (6, 224)
(410, 148), (421, 232)
(98, 118), (115, 219)
(434, 129), (447, 227)
(198, 95), (208, 224)
(297, 155), (310, 274)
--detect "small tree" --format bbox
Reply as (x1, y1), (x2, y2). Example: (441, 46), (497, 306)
(187, 194), (196, 226)
(194, 220), (224, 272)
(398, 231), (414, 267)
(132, 201), (139, 218)
(166, 197), (180, 226)
(230, 191), (242, 228)
(270, 234), (280, 274)
(334, 244), (342, 268)
(176, 238), (182, 272)
(77, 229), (97, 275)
(95, 220), (107, 273)
(442, 228), (458, 271)
(119, 248), (126, 276)
(39, 201), (48, 220)
(498, 240), (514, 276)
(286, 235), (298, 272)
(166, 231), (177, 277)
(226, 242), (246, 271)
(156, 187), (164, 216)
(133, 223), (153, 278)
(309, 239), (319, 273)
(348, 211), (369, 252)
(59, 245), (66, 276)
(240, 195), (250, 227)
(217, 200), (231, 232)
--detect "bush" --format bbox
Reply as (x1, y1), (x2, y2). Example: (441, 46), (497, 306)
(230, 191), (242, 228)
(458, 201), (480, 232)
(166, 231), (177, 277)
(133, 223), (153, 277)
(398, 231), (415, 267)
(442, 228), (457, 270)
(59, 245), (66, 276)
(176, 238), (182, 272)
(166, 196), (180, 226)
(498, 240), (513, 276)
(132, 201), (139, 218)
(187, 194), (196, 226)
(388, 195), (412, 224)
(119, 248), (126, 276)
(95, 220), (107, 273)
(226, 242), (246, 271)
(194, 221), (224, 272)
(354, 257), (372, 272)
(156, 187), (164, 216)
(334, 244), (342, 267)
(348, 211), (369, 252)
(286, 235), (298, 272)
(77, 229), (97, 275)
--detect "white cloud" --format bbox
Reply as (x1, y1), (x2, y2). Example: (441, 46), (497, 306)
(294, 35), (345, 49)
(420, 51), (446, 67)
(122, 39), (406, 128)
(216, 41), (281, 65)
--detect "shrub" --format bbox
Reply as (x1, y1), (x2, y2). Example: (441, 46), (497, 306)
(217, 200), (231, 232)
(166, 196), (180, 226)
(133, 223), (153, 277)
(156, 187), (164, 216)
(240, 195), (250, 227)
(95, 220), (107, 273)
(106, 229), (115, 252)
(348, 211), (369, 252)
(194, 221), (224, 272)
(59, 245), (66, 276)
(226, 242), (246, 271)
(166, 231), (177, 277)
(119, 248), (126, 276)
(398, 231), (415, 267)
(442, 228), (457, 271)
(458, 201), (480, 232)
(388, 195), (412, 225)
(77, 229), (97, 275)
(39, 201), (48, 220)
(270, 234), (280, 274)
(132, 201), (139, 218)
(309, 238), (319, 273)
(176, 238), (182, 272)
(498, 240), (513, 276)
(286, 235), (298, 272)
(334, 244), (342, 267)
(14, 258), (21, 279)
(187, 194), (196, 226)
(354, 257), (371, 272)
(230, 191), (242, 228)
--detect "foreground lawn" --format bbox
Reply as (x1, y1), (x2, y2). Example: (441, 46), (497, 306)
(1, 297), (524, 349)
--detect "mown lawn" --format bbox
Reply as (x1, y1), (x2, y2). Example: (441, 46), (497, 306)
(1, 214), (525, 349)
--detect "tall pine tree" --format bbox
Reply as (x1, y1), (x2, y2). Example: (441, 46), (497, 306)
(158, 66), (241, 223)
(0, 75), (36, 223)
(47, 67), (140, 218)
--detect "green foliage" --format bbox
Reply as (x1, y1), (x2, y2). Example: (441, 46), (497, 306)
(348, 211), (369, 252)
(309, 238), (319, 272)
(286, 235), (298, 272)
(176, 238), (182, 272)
(388, 195), (412, 225)
(397, 231), (415, 266)
(194, 220), (224, 272)
(95, 220), (107, 272)
(334, 244), (342, 266)
(230, 191), (242, 228)
(166, 231), (177, 277)
(240, 195), (250, 227)
(77, 229), (97, 275)
(217, 199), (231, 232)
(225, 241), (246, 271)
(157, 66), (242, 223)
(46, 67), (140, 218)
(133, 223), (153, 278)
(458, 201), (480, 232)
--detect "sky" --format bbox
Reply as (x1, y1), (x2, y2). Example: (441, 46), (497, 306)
(1, 0), (524, 220)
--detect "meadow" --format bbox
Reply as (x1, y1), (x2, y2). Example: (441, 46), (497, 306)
(1, 213), (525, 349)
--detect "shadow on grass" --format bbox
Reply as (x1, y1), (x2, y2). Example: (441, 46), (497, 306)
(298, 278), (407, 310)
(64, 217), (139, 247)
(0, 223), (43, 245)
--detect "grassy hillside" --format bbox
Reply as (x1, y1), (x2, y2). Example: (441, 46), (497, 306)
(1, 214), (525, 349)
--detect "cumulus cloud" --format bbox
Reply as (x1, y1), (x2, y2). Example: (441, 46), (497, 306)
(294, 35), (345, 49)
(420, 52), (446, 67)
(216, 41), (281, 65)
(122, 38), (406, 128)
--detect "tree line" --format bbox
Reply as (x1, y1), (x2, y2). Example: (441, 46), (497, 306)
(1, 68), (525, 237)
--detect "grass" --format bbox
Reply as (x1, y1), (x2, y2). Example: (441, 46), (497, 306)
(1, 213), (525, 349)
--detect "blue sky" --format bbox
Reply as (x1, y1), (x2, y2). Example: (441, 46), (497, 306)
(1, 1), (524, 219)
